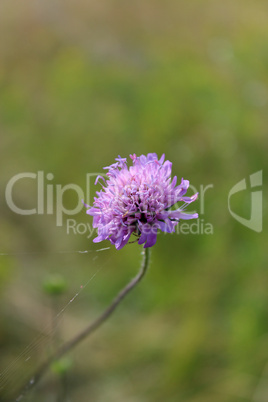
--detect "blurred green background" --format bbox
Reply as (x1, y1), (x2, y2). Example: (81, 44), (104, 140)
(0, 0), (267, 401)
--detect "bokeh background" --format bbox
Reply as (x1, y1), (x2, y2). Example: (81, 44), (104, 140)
(0, 1), (267, 401)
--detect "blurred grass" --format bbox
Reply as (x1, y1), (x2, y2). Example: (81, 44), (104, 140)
(0, 0), (268, 401)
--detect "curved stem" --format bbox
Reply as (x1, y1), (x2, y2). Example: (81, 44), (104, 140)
(14, 248), (150, 401)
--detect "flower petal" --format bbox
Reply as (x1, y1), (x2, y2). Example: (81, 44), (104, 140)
(157, 219), (176, 233)
(168, 209), (199, 220)
(144, 231), (157, 248)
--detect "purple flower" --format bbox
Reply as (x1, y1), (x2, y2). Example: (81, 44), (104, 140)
(85, 153), (198, 249)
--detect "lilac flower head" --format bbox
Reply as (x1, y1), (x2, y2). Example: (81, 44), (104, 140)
(85, 153), (198, 249)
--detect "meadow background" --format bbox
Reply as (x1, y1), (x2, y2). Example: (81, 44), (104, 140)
(0, 1), (267, 401)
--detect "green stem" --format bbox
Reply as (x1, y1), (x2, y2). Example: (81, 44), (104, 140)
(15, 248), (150, 401)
